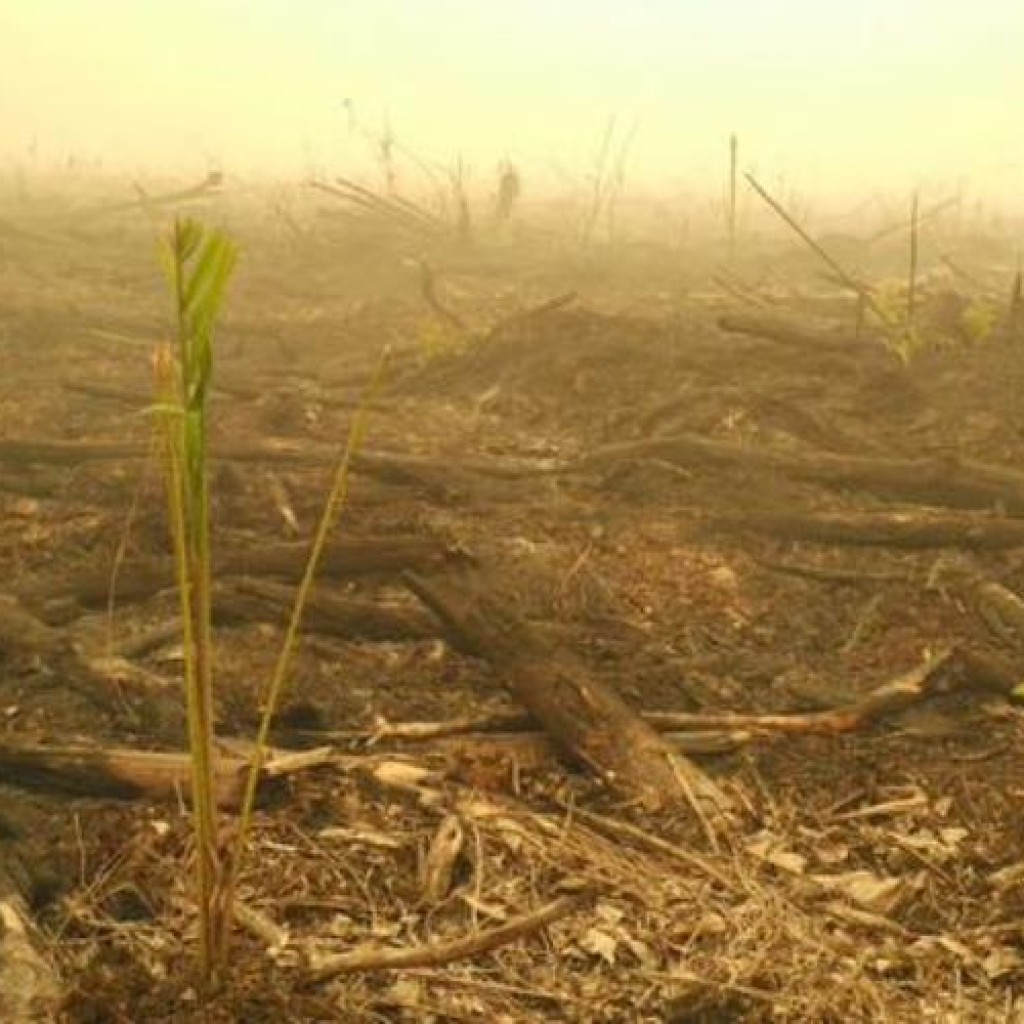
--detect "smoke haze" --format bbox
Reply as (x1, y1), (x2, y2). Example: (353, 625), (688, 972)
(3, 0), (1023, 206)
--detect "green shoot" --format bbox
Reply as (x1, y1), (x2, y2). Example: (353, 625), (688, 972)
(154, 218), (238, 988)
(416, 314), (463, 360)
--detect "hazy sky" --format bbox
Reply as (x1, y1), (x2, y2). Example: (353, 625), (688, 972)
(2, 0), (1022, 199)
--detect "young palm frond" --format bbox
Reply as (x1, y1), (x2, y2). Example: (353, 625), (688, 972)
(153, 217), (384, 983)
(154, 218), (237, 987)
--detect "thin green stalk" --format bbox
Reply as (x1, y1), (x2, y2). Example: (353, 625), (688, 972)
(219, 345), (391, 959)
(154, 344), (218, 981)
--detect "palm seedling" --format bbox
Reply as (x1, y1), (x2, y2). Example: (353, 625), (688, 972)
(153, 216), (388, 986)
(153, 217), (237, 987)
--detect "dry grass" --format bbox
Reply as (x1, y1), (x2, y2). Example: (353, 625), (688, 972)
(54, 733), (1024, 1022)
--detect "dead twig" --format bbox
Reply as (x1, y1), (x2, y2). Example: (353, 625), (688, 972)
(561, 804), (739, 892)
(78, 171), (224, 219)
(649, 649), (954, 734)
(485, 291), (577, 341)
(745, 173), (893, 328)
(304, 891), (588, 981)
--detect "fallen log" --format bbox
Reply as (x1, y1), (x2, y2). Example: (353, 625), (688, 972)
(575, 433), (1024, 516)
(332, 650), (960, 745)
(710, 272), (777, 310)
(0, 742), (248, 805)
(62, 377), (397, 415)
(928, 555), (1024, 650)
(717, 312), (888, 356)
(0, 439), (555, 496)
(402, 572), (733, 827)
(77, 171), (224, 217)
(0, 741), (329, 808)
(114, 619), (185, 660)
(637, 385), (881, 454)
(217, 578), (440, 642)
(483, 291), (578, 341)
(954, 646), (1024, 696)
(701, 509), (1024, 550)
(0, 436), (297, 467)
(16, 535), (463, 612)
(295, 718), (750, 756)
(412, 649), (989, 763)
(0, 437), (299, 466)
(646, 650), (954, 734)
(0, 595), (142, 715)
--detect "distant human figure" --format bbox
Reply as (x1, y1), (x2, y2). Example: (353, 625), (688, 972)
(495, 162), (521, 222)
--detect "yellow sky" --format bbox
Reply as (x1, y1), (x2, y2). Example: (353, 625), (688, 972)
(2, 0), (1022, 202)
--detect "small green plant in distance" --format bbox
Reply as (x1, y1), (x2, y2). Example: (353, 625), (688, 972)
(873, 281), (1002, 363)
(415, 312), (464, 360)
(153, 218), (238, 988)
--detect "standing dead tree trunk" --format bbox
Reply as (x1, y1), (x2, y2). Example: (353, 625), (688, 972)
(403, 572), (733, 831)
